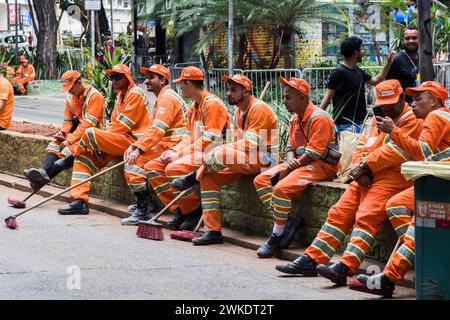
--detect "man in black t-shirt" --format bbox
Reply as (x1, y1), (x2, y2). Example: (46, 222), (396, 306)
(320, 37), (394, 133)
(386, 26), (419, 103)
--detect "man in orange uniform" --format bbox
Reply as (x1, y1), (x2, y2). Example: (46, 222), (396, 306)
(56, 64), (151, 215)
(253, 77), (340, 257)
(22, 70), (105, 192)
(2, 62), (15, 81)
(354, 81), (450, 297)
(276, 79), (422, 285)
(120, 64), (188, 225)
(13, 56), (35, 95)
(173, 74), (278, 245)
(145, 66), (229, 231)
(0, 70), (14, 131)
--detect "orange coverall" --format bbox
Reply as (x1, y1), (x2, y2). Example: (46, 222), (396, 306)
(69, 84), (151, 202)
(304, 104), (422, 275)
(46, 86), (105, 159)
(0, 76), (14, 130)
(124, 85), (188, 192)
(383, 107), (450, 282)
(14, 64), (35, 94)
(254, 102), (339, 225)
(197, 96), (278, 231)
(145, 90), (229, 215)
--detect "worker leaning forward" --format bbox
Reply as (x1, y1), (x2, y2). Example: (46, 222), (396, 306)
(172, 74), (278, 245)
(13, 55), (35, 95)
(23, 70), (105, 192)
(145, 66), (230, 232)
(276, 79), (422, 286)
(253, 77), (340, 258)
(120, 64), (188, 225)
(353, 81), (450, 297)
(55, 64), (151, 215)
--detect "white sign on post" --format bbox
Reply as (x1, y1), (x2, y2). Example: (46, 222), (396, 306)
(85, 0), (101, 11)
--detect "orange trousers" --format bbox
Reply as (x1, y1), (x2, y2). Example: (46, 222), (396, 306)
(69, 128), (134, 202)
(145, 152), (203, 215)
(384, 187), (415, 282)
(253, 161), (337, 224)
(386, 186), (414, 240)
(304, 182), (409, 275)
(46, 139), (79, 159)
(199, 144), (265, 231)
(16, 78), (32, 94)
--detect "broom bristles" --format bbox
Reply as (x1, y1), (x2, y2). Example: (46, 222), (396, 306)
(170, 230), (202, 242)
(136, 221), (164, 240)
(7, 198), (26, 208)
(5, 217), (18, 229)
(348, 279), (393, 298)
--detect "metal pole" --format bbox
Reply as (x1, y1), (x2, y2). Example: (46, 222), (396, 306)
(15, 0), (19, 63)
(91, 10), (95, 63)
(110, 0), (114, 46)
(227, 0), (233, 76)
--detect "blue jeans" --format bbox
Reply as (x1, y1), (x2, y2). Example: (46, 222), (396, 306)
(336, 123), (362, 134)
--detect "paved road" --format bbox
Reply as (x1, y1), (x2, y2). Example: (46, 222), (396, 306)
(13, 94), (66, 124)
(0, 186), (415, 300)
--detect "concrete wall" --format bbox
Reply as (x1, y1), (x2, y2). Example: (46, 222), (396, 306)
(0, 130), (397, 262)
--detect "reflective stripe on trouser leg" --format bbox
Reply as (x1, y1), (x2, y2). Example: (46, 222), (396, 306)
(253, 164), (285, 212)
(46, 139), (64, 158)
(386, 187), (414, 240)
(145, 158), (178, 213)
(384, 221), (415, 282)
(304, 182), (362, 264)
(341, 185), (402, 275)
(124, 148), (164, 193)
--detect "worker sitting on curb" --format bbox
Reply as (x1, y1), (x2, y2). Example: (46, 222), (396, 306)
(253, 77), (340, 258)
(144, 67), (230, 231)
(172, 74), (278, 245)
(55, 64), (151, 215)
(275, 79), (422, 286)
(23, 70), (105, 192)
(13, 56), (35, 95)
(121, 64), (188, 225)
(352, 81), (450, 297)
(0, 69), (14, 131)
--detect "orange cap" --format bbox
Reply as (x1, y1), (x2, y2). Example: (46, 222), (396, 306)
(172, 66), (204, 83)
(279, 76), (310, 97)
(406, 81), (448, 106)
(61, 70), (81, 92)
(375, 79), (403, 105)
(105, 64), (134, 86)
(222, 74), (253, 90)
(140, 64), (170, 80)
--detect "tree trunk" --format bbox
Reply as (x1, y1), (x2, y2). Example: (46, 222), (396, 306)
(281, 30), (293, 69)
(236, 34), (247, 69)
(99, 2), (110, 38)
(33, 0), (58, 80)
(418, 0), (434, 81)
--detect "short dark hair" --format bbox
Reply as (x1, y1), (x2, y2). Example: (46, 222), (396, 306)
(340, 37), (363, 59)
(404, 25), (418, 33)
(187, 80), (204, 89)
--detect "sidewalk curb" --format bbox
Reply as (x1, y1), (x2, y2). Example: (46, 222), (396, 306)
(0, 173), (415, 289)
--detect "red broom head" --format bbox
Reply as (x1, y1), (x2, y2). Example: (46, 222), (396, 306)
(170, 230), (202, 242)
(5, 216), (18, 229)
(136, 221), (164, 240)
(7, 197), (26, 208)
(348, 279), (393, 298)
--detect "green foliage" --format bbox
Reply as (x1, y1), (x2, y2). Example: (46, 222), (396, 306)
(269, 101), (291, 159)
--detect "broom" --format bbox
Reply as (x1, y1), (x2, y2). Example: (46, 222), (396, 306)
(4, 161), (126, 229)
(136, 188), (192, 240)
(170, 215), (203, 242)
(8, 189), (39, 208)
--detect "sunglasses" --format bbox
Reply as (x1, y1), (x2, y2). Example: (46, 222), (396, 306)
(110, 73), (124, 80)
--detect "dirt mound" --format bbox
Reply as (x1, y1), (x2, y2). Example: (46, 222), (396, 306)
(9, 121), (61, 137)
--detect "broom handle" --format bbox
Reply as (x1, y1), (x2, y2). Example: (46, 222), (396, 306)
(386, 238), (402, 266)
(193, 215), (203, 233)
(22, 189), (39, 202)
(259, 81), (270, 100)
(13, 160), (126, 218)
(149, 188), (192, 222)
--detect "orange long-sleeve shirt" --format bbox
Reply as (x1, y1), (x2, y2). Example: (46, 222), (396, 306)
(173, 90), (230, 157)
(230, 95), (278, 153)
(390, 107), (450, 162)
(353, 103), (422, 187)
(133, 85), (188, 153)
(288, 102), (338, 161)
(14, 64), (35, 83)
(60, 86), (105, 144)
(108, 84), (151, 140)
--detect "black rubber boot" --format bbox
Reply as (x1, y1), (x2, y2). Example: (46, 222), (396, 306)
(275, 254), (318, 276)
(121, 191), (152, 226)
(168, 208), (187, 230)
(257, 234), (283, 258)
(192, 231), (223, 246)
(179, 206), (202, 231)
(58, 200), (89, 215)
(316, 262), (350, 286)
(279, 215), (302, 249)
(354, 273), (395, 298)
(172, 171), (198, 190)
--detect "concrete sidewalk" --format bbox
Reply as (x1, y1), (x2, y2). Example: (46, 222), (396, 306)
(0, 172), (415, 290)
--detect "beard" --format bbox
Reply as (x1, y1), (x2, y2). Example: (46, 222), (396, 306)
(404, 44), (418, 54)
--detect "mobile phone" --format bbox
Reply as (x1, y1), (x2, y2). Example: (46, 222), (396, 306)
(269, 173), (280, 186)
(372, 106), (384, 118)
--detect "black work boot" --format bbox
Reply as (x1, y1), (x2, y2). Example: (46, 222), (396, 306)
(28, 168), (51, 186)
(353, 273), (395, 298)
(24, 168), (45, 192)
(172, 171), (198, 191)
(316, 261), (350, 286)
(257, 233), (283, 258)
(192, 231), (223, 246)
(121, 191), (152, 226)
(275, 254), (318, 276)
(58, 200), (89, 215)
(279, 215), (302, 249)
(168, 208), (186, 230)
(53, 155), (75, 171)
(179, 206), (202, 231)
